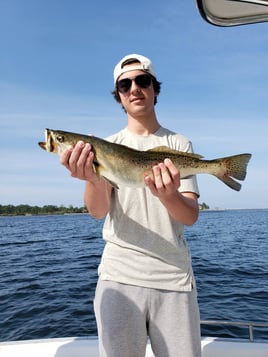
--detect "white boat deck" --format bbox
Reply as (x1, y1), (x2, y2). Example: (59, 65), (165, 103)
(1, 321), (267, 356)
(0, 336), (268, 357)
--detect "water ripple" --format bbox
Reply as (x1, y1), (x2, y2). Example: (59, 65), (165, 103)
(1, 210), (268, 341)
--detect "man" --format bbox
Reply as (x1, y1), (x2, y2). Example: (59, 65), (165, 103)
(60, 54), (201, 357)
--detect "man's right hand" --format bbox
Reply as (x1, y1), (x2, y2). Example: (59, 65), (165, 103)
(60, 141), (100, 183)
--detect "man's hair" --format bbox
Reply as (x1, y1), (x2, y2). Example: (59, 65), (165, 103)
(111, 59), (162, 108)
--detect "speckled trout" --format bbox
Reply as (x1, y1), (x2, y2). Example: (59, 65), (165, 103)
(39, 129), (251, 191)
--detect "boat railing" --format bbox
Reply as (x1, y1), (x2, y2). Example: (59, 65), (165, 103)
(201, 320), (268, 342)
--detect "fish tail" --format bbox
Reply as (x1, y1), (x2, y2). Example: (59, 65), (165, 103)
(214, 153), (252, 191)
(215, 175), (243, 191)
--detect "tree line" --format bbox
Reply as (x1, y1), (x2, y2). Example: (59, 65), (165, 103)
(199, 202), (210, 210)
(1, 202), (210, 216)
(0, 204), (87, 216)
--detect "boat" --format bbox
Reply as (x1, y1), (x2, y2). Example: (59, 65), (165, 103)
(0, 320), (267, 356)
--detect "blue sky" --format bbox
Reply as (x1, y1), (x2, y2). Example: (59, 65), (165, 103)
(1, 0), (268, 209)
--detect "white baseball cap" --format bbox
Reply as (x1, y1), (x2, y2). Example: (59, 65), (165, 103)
(113, 54), (156, 84)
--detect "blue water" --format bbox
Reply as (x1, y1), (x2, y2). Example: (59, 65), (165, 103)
(0, 209), (268, 342)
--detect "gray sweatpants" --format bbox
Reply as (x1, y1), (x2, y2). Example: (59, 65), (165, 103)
(94, 280), (201, 357)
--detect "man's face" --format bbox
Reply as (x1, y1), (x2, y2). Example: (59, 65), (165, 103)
(117, 67), (157, 116)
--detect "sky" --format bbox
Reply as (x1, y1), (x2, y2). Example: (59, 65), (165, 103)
(1, 0), (268, 209)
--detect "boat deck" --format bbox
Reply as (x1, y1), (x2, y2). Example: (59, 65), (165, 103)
(0, 321), (267, 356)
(0, 336), (268, 357)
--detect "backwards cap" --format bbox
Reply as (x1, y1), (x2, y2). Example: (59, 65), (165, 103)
(113, 54), (156, 84)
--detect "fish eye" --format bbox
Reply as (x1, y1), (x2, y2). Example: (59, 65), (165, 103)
(57, 135), (64, 143)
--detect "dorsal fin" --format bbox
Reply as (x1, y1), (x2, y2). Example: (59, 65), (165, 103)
(146, 146), (203, 159)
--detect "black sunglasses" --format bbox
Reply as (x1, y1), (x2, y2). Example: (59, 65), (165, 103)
(117, 74), (152, 94)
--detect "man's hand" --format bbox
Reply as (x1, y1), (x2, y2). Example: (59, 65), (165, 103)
(60, 141), (100, 183)
(144, 158), (198, 225)
(144, 158), (180, 198)
(60, 139), (112, 219)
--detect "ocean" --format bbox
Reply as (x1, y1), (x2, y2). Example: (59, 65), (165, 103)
(0, 209), (268, 342)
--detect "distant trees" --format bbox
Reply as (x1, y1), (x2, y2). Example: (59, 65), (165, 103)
(199, 202), (210, 210)
(0, 202), (210, 215)
(0, 204), (87, 216)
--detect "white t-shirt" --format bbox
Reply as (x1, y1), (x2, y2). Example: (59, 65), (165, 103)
(98, 127), (199, 292)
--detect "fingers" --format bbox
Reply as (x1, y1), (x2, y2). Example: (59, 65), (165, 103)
(60, 145), (73, 166)
(163, 159), (180, 188)
(68, 141), (89, 175)
(155, 162), (171, 187)
(60, 141), (96, 181)
(145, 159), (180, 196)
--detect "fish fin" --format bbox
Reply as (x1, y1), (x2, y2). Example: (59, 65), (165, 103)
(102, 176), (119, 189)
(146, 146), (170, 152)
(93, 162), (119, 189)
(181, 175), (194, 179)
(225, 153), (252, 181)
(146, 146), (203, 159)
(215, 175), (242, 191)
(214, 153), (252, 191)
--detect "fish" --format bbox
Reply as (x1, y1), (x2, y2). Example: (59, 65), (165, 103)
(38, 129), (252, 191)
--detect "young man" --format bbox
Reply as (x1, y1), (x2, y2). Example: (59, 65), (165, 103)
(60, 54), (201, 357)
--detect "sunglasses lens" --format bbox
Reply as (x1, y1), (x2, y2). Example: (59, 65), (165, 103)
(117, 74), (152, 93)
(135, 74), (152, 88)
(117, 78), (132, 93)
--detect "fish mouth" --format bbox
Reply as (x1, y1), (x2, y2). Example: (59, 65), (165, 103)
(38, 141), (47, 150)
(38, 129), (57, 152)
